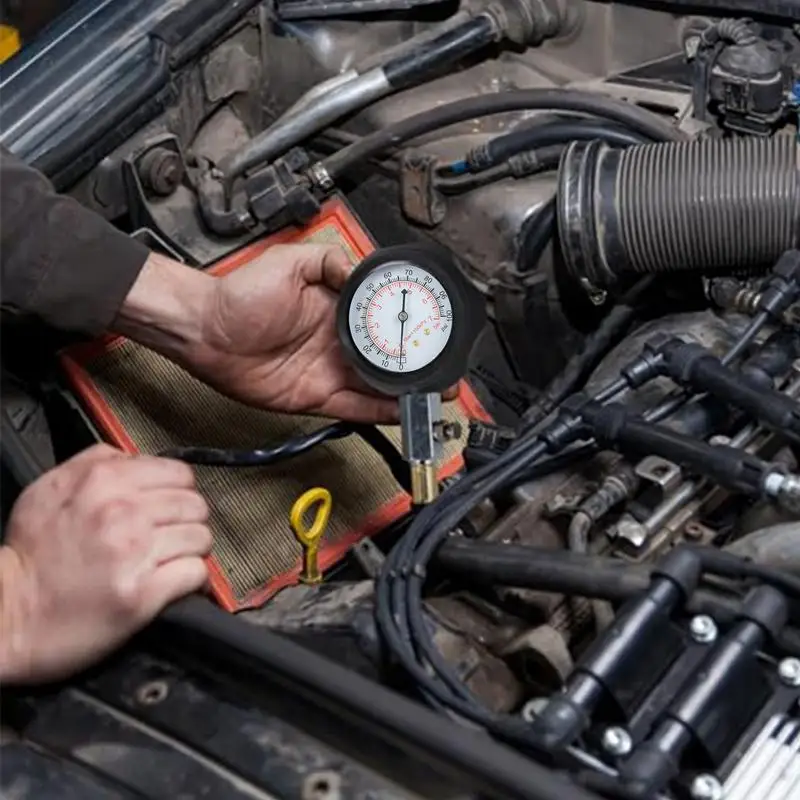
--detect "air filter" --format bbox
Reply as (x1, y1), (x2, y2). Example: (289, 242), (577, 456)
(60, 198), (490, 611)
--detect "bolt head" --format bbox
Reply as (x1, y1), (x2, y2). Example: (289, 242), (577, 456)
(684, 523), (705, 541)
(601, 726), (632, 756)
(689, 615), (718, 644)
(139, 147), (183, 196)
(778, 658), (800, 686)
(521, 698), (549, 722)
(691, 774), (723, 800)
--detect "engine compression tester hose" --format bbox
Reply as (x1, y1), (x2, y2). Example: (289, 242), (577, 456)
(159, 422), (413, 493)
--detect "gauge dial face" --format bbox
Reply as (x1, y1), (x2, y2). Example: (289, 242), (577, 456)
(347, 260), (454, 374)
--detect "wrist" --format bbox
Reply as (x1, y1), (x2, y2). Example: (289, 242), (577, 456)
(0, 545), (30, 683)
(113, 252), (217, 366)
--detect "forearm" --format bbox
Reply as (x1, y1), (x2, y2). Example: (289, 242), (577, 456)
(0, 147), (218, 359)
(0, 147), (150, 334)
(112, 252), (216, 365)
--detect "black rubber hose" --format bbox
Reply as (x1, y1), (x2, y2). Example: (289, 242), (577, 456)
(436, 539), (800, 653)
(437, 163), (514, 193)
(468, 119), (649, 172)
(519, 197), (557, 269)
(319, 88), (682, 181)
(438, 539), (652, 599)
(557, 135), (800, 290)
(159, 422), (353, 466)
(702, 18), (760, 45)
(163, 0), (264, 69)
(636, 307), (772, 428)
(582, 401), (773, 496)
(685, 545), (800, 600)
(161, 595), (602, 800)
(659, 340), (800, 444)
(159, 422), (412, 493)
(382, 14), (498, 90)
(741, 329), (800, 390)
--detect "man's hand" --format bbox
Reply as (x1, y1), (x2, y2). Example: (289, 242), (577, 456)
(116, 246), (399, 423)
(0, 444), (211, 684)
(196, 244), (401, 422)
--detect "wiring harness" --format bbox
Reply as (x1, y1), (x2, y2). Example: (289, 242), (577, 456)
(374, 250), (800, 757)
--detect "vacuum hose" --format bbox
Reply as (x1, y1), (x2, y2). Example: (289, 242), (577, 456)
(557, 134), (799, 290)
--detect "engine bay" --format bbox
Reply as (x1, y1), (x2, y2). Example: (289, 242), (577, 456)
(2, 1), (800, 798)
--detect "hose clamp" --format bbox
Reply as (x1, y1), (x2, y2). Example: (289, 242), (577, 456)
(308, 162), (334, 192)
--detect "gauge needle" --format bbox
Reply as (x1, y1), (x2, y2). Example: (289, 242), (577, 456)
(397, 289), (408, 366)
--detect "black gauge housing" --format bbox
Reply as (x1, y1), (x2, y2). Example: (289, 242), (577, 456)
(336, 243), (485, 397)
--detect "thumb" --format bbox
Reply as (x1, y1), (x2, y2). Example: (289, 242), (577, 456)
(297, 245), (353, 291)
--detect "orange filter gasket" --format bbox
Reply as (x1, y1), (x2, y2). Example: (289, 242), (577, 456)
(59, 197), (491, 611)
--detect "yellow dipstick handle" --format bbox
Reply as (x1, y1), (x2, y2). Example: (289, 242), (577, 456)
(290, 487), (332, 584)
(0, 26), (21, 65)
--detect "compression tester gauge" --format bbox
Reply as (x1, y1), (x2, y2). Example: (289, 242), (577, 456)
(337, 244), (485, 504)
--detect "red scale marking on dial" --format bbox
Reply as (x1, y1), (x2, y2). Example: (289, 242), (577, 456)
(364, 280), (444, 356)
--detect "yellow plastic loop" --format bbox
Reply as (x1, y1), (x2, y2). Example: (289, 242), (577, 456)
(0, 26), (21, 64)
(290, 487), (332, 584)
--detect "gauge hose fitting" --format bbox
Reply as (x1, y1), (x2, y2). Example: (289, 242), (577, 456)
(557, 134), (799, 292)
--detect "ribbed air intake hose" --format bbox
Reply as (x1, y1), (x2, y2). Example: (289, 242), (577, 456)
(557, 134), (799, 290)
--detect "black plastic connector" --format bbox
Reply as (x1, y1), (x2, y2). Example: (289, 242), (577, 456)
(245, 149), (320, 228)
(529, 548), (701, 753)
(537, 394), (591, 452)
(579, 401), (773, 496)
(620, 340), (667, 388)
(657, 338), (800, 444)
(618, 585), (788, 798)
(466, 421), (516, 455)
(757, 250), (800, 319)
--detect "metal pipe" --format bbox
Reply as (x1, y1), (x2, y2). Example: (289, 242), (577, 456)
(219, 66), (391, 185)
(278, 69), (360, 120)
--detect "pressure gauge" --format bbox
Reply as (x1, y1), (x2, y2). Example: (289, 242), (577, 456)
(337, 244), (485, 504)
(336, 244), (484, 398)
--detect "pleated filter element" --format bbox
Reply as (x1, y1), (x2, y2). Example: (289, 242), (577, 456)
(60, 198), (489, 611)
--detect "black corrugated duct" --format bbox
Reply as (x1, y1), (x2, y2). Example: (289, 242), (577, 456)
(557, 135), (799, 289)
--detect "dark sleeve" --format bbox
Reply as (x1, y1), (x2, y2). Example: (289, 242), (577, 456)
(0, 146), (150, 335)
